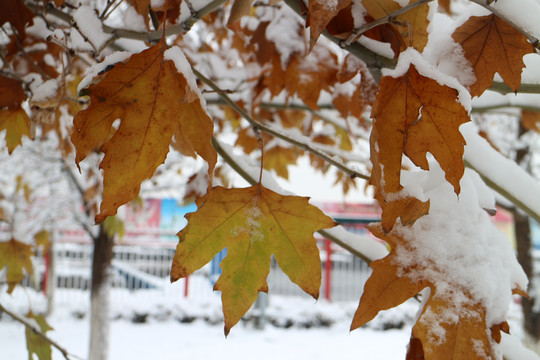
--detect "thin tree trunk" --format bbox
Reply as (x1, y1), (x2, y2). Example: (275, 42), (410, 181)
(512, 121), (540, 351)
(88, 224), (114, 360)
(46, 240), (55, 316)
(514, 209), (539, 334)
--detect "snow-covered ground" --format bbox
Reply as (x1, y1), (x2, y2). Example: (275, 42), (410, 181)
(2, 314), (411, 360)
(0, 278), (531, 360)
(0, 285), (417, 360)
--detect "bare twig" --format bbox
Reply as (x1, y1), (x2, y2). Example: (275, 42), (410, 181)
(195, 68), (370, 180)
(0, 302), (78, 360)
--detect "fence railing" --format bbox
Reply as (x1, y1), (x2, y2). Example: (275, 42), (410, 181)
(33, 234), (372, 303)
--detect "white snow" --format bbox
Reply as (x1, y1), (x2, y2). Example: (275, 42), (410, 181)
(384, 48), (472, 111)
(164, 46), (206, 104)
(491, 0), (540, 39)
(462, 122), (540, 222)
(72, 6), (113, 50)
(389, 161), (527, 354)
(77, 51), (132, 93)
(30, 79), (59, 104)
(265, 6), (306, 69)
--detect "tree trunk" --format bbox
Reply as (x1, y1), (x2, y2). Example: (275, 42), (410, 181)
(514, 208), (540, 351)
(46, 240), (55, 316)
(512, 120), (540, 351)
(88, 225), (114, 360)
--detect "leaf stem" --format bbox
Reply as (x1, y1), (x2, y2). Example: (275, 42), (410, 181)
(211, 137), (383, 263)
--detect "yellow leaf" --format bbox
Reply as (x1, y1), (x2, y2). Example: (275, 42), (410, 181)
(103, 215), (125, 239)
(171, 185), (336, 335)
(0, 107), (31, 154)
(34, 230), (51, 252)
(263, 146), (300, 180)
(0, 238), (34, 293)
(25, 312), (53, 360)
(72, 41), (216, 223)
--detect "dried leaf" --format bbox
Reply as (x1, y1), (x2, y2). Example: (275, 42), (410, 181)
(0, 75), (26, 109)
(171, 185), (336, 335)
(453, 14), (535, 97)
(351, 224), (513, 360)
(307, 0), (352, 50)
(522, 109), (540, 133)
(362, 0), (430, 52)
(0, 0), (34, 39)
(0, 238), (34, 293)
(72, 42), (216, 223)
(370, 64), (469, 230)
(126, 0), (151, 27)
(438, 0), (451, 14)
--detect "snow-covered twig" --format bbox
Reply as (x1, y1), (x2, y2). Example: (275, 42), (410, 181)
(283, 0), (395, 82)
(34, 0), (228, 43)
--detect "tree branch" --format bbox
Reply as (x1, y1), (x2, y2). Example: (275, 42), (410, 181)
(464, 159), (540, 224)
(489, 81), (540, 95)
(0, 302), (76, 360)
(37, 0), (227, 44)
(195, 68), (370, 180)
(284, 0), (395, 82)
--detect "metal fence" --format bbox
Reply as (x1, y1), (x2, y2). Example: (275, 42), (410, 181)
(35, 233), (372, 303)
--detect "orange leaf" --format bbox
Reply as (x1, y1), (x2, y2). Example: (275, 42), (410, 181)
(0, 75), (26, 109)
(72, 41), (216, 223)
(126, 0), (151, 28)
(171, 185), (336, 335)
(438, 0), (451, 13)
(452, 14), (535, 97)
(0, 238), (34, 293)
(362, 0), (430, 52)
(370, 63), (469, 230)
(352, 224), (517, 359)
(522, 109), (540, 133)
(307, 0), (352, 50)
(0, 0), (34, 39)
